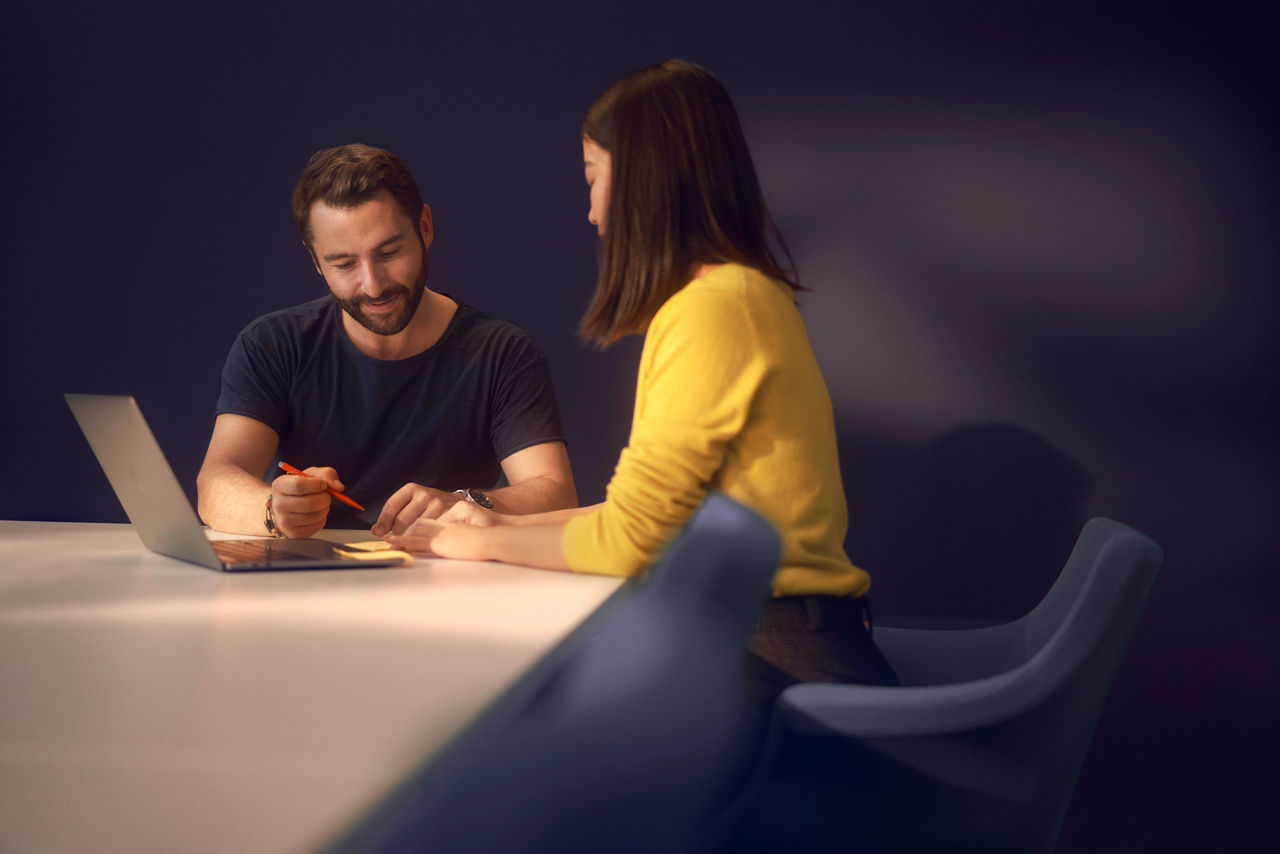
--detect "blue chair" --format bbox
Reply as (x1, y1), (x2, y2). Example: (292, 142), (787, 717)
(718, 516), (1163, 853)
(332, 492), (782, 853)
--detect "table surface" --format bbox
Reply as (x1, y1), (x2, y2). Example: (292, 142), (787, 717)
(0, 521), (622, 853)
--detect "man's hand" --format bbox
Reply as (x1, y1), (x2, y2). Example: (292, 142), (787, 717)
(271, 466), (343, 539)
(372, 483), (465, 537)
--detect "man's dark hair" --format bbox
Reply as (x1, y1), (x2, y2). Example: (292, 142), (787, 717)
(292, 144), (424, 245)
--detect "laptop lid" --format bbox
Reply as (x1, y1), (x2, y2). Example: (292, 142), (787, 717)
(64, 393), (405, 571)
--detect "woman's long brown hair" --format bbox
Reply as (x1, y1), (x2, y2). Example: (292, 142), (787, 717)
(579, 60), (800, 348)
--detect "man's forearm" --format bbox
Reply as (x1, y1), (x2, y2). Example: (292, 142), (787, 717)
(482, 475), (578, 516)
(197, 464), (272, 535)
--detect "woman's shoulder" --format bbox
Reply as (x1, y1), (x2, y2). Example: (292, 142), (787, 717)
(647, 264), (791, 345)
(672, 263), (788, 308)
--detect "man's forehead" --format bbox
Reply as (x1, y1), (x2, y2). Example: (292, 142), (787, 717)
(311, 187), (397, 220)
(310, 191), (412, 246)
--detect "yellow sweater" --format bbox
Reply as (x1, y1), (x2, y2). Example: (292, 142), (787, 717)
(563, 264), (870, 598)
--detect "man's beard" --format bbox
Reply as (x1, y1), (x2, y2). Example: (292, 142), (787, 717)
(333, 254), (429, 337)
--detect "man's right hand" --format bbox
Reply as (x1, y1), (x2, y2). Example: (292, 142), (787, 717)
(271, 466), (343, 539)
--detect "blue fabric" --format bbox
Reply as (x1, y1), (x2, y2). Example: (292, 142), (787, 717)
(216, 296), (565, 527)
(717, 516), (1164, 854)
(330, 494), (782, 854)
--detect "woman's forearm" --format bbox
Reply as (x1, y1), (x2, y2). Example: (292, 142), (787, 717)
(483, 523), (572, 571)
(504, 502), (603, 527)
(388, 518), (573, 571)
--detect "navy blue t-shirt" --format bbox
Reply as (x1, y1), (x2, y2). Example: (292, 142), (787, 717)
(216, 296), (566, 528)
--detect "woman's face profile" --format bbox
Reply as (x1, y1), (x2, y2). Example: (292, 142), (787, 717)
(582, 136), (611, 237)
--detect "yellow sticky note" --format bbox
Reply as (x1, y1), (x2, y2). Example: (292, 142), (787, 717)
(333, 541), (414, 564)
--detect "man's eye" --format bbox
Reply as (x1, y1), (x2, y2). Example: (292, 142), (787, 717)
(334, 262), (355, 271)
(379, 249), (399, 260)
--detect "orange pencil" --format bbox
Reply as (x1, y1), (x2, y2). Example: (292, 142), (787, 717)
(277, 461), (366, 511)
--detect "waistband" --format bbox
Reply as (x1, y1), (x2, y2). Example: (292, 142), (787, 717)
(757, 594), (873, 634)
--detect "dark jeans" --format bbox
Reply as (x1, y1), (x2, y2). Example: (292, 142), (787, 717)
(743, 595), (900, 701)
(696, 596), (901, 842)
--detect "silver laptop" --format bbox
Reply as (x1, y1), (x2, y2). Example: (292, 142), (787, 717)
(65, 393), (405, 571)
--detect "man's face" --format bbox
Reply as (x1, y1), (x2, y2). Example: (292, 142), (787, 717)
(308, 189), (433, 337)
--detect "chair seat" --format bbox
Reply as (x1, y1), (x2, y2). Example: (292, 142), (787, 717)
(717, 516), (1163, 854)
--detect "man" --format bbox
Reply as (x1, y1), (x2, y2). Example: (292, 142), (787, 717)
(197, 144), (576, 539)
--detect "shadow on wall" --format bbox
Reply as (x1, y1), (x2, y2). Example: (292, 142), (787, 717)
(847, 422), (1092, 625)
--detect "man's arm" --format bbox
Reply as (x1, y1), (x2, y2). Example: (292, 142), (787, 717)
(371, 441), (577, 537)
(489, 440), (577, 514)
(197, 413), (339, 538)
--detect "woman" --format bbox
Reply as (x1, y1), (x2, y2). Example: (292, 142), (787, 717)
(389, 59), (896, 693)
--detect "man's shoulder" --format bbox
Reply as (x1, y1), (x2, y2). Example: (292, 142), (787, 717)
(447, 300), (540, 349)
(238, 296), (336, 340)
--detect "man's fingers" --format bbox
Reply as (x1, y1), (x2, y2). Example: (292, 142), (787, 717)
(303, 466), (344, 492)
(274, 500), (330, 538)
(390, 494), (447, 536)
(275, 474), (332, 496)
(372, 484), (416, 537)
(281, 507), (329, 527)
(273, 479), (331, 523)
(372, 484), (462, 536)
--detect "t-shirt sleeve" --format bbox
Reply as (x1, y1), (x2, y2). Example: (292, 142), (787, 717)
(563, 283), (767, 576)
(487, 330), (567, 461)
(214, 318), (294, 434)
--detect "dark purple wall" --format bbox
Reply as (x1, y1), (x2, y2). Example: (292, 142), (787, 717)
(2, 2), (1275, 849)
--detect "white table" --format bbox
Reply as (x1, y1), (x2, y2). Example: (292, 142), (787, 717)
(0, 521), (622, 853)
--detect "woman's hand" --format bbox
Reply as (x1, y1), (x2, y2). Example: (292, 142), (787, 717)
(438, 500), (507, 528)
(387, 507), (574, 570)
(386, 518), (491, 561)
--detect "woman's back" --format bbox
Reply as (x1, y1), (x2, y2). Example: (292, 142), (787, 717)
(565, 263), (867, 598)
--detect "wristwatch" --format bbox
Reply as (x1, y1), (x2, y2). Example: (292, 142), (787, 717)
(455, 487), (494, 509)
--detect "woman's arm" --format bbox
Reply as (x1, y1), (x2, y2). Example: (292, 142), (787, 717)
(388, 501), (604, 572)
(439, 501), (603, 528)
(386, 519), (572, 571)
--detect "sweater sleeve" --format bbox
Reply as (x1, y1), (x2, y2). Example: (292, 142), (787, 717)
(563, 279), (767, 575)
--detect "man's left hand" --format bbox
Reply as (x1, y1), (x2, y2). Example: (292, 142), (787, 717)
(372, 483), (464, 537)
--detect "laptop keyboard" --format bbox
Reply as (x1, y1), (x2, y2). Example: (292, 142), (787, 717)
(212, 539), (324, 563)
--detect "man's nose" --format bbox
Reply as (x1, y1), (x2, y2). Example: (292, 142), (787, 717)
(357, 259), (387, 296)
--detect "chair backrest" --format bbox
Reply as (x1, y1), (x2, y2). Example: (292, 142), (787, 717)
(725, 516), (1163, 854)
(542, 492), (783, 716)
(968, 517), (1163, 852)
(878, 516), (1162, 689)
(333, 493), (782, 854)
(1021, 516), (1161, 663)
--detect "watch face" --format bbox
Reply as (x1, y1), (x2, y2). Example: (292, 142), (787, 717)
(468, 488), (494, 509)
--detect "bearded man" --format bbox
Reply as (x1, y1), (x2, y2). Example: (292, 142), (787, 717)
(198, 144), (575, 539)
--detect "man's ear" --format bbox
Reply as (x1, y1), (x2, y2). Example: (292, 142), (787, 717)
(304, 241), (322, 275)
(419, 204), (434, 250)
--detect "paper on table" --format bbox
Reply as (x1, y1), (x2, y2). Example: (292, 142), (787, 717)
(332, 541), (415, 564)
